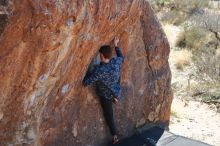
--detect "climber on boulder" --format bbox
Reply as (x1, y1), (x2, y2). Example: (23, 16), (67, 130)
(83, 37), (124, 144)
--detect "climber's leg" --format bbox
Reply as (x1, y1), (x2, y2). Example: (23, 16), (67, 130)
(99, 96), (117, 136)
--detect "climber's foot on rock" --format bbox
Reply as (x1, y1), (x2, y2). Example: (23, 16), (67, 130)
(112, 135), (119, 144)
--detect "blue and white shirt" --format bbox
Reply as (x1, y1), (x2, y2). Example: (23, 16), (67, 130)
(83, 47), (124, 99)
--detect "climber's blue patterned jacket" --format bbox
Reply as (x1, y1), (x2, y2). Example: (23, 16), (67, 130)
(83, 47), (124, 100)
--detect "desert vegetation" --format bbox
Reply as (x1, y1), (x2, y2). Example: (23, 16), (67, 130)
(149, 0), (220, 145)
(150, 0), (220, 103)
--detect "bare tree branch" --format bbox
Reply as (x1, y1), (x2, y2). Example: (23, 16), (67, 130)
(205, 22), (220, 42)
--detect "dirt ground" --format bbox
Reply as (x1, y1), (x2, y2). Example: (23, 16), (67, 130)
(169, 98), (220, 146)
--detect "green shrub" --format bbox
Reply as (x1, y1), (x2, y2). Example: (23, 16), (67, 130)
(173, 0), (208, 13)
(157, 0), (171, 5)
(151, 0), (209, 25)
(190, 82), (220, 103)
(149, 0), (172, 12)
(200, 93), (220, 103)
(185, 27), (207, 49)
(160, 10), (189, 25)
(176, 27), (207, 50)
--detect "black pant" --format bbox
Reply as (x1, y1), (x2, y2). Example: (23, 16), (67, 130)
(99, 96), (117, 136)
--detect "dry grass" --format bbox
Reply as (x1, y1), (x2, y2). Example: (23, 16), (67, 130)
(216, 48), (220, 57)
(174, 50), (192, 70)
(162, 24), (184, 47)
(193, 47), (220, 85)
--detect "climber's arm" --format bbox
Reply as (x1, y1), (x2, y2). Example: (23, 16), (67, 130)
(115, 47), (124, 64)
(83, 68), (101, 86)
(114, 37), (124, 64)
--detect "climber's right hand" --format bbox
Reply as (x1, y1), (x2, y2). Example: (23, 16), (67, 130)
(114, 37), (120, 47)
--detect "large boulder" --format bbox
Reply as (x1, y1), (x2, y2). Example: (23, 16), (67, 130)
(0, 0), (172, 146)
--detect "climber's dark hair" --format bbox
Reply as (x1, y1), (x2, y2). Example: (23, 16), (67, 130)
(99, 45), (112, 59)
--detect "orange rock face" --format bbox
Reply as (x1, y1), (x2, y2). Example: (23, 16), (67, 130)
(0, 0), (172, 145)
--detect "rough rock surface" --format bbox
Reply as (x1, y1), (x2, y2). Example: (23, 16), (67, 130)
(0, 0), (172, 146)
